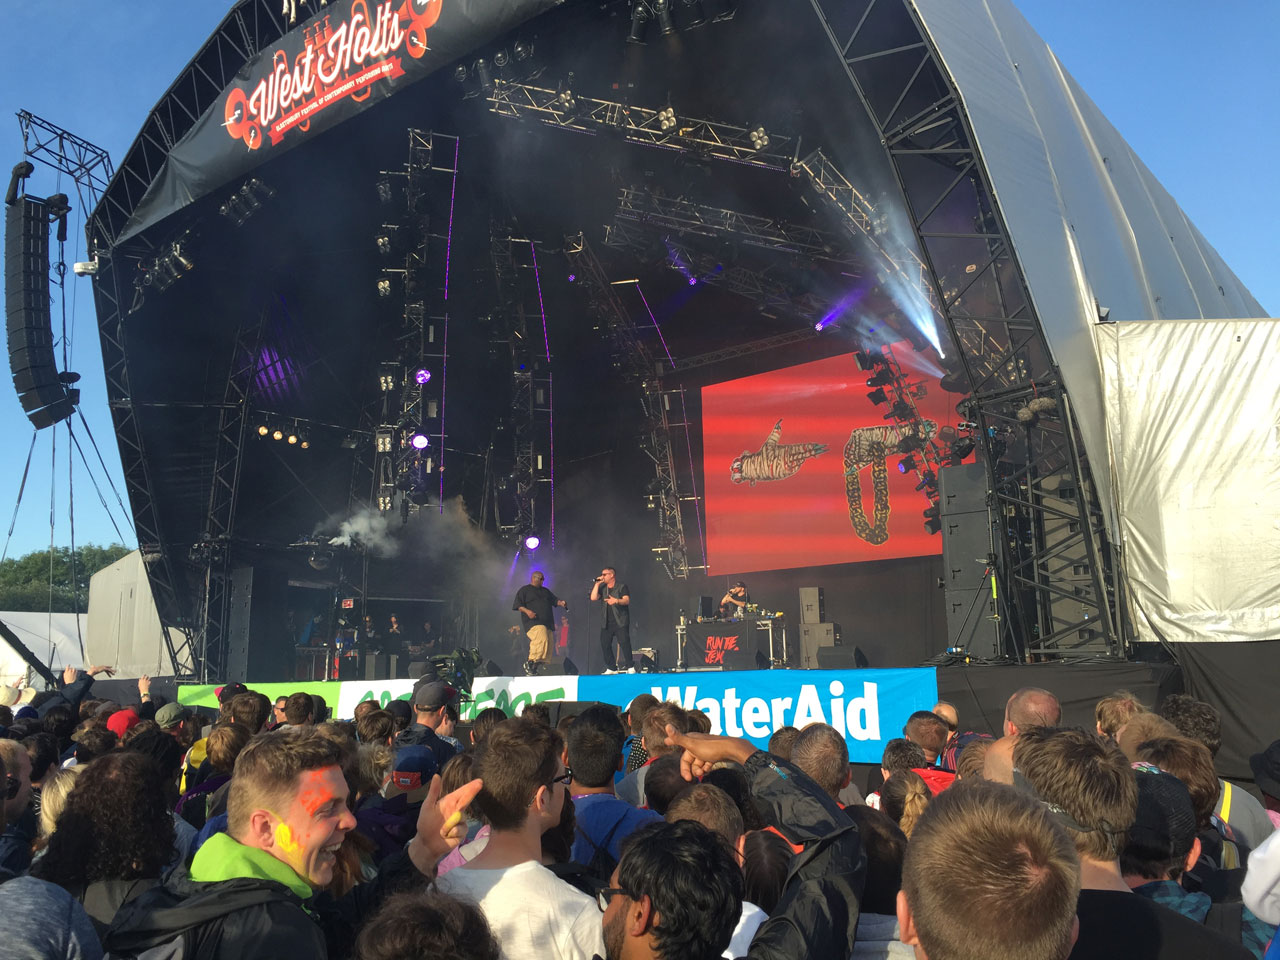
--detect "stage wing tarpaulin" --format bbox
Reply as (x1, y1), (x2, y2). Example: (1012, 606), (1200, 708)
(910, 0), (1267, 537)
(1096, 319), (1280, 644)
(116, 0), (561, 244)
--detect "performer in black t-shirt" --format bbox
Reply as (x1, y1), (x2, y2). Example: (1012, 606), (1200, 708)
(513, 571), (566, 675)
(718, 581), (750, 620)
(590, 566), (633, 673)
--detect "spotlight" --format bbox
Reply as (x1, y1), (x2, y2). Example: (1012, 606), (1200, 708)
(867, 388), (888, 405)
(415, 368), (431, 384)
(375, 178), (393, 204)
(524, 534), (541, 551)
(897, 434), (924, 454)
(688, 276), (697, 285)
(748, 126), (770, 150)
(376, 278), (392, 297)
(653, 0), (675, 34)
(898, 455), (917, 474)
(375, 231), (393, 255)
(287, 430), (299, 445)
(473, 58), (494, 91)
(950, 437), (976, 463)
(557, 88), (577, 111)
(854, 348), (881, 371)
(410, 430), (430, 450)
(884, 400), (912, 420)
(257, 424), (269, 436)
(657, 106), (677, 132)
(453, 64), (468, 84)
(915, 471), (936, 492)
(299, 430), (311, 450)
(272, 427), (284, 441)
(680, 0), (707, 27)
(924, 516), (942, 535)
(513, 39), (533, 61)
(379, 364), (400, 391)
(493, 49), (509, 68)
(867, 368), (894, 388)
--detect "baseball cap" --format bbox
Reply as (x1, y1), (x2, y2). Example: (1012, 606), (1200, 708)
(387, 745), (439, 800)
(1125, 765), (1197, 863)
(732, 581), (746, 588)
(385, 699), (412, 724)
(106, 709), (141, 739)
(412, 681), (457, 710)
(155, 702), (192, 730)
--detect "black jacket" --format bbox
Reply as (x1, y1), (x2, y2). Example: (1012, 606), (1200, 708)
(393, 722), (457, 770)
(104, 847), (423, 960)
(739, 751), (866, 960)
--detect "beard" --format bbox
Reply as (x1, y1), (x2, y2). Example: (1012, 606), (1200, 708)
(603, 907), (626, 960)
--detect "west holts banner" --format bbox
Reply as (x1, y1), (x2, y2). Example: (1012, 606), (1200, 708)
(116, 0), (559, 244)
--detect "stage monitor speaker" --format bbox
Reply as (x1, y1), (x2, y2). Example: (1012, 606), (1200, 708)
(938, 463), (989, 517)
(538, 658), (579, 676)
(798, 622), (838, 668)
(696, 595), (715, 620)
(816, 645), (860, 670)
(362, 654), (396, 681)
(5, 197), (72, 429)
(799, 587), (825, 624)
(538, 700), (620, 726)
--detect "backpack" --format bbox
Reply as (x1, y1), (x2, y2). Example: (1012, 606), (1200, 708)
(1203, 901), (1245, 948)
(577, 814), (628, 882)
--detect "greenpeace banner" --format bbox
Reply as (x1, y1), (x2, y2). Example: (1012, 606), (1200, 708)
(177, 668), (936, 763)
(118, 0), (561, 244)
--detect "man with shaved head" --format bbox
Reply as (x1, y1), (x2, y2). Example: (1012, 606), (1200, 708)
(1003, 687), (1061, 737)
(931, 701), (958, 732)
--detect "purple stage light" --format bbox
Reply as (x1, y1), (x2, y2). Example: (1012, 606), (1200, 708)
(415, 368), (431, 384)
(567, 273), (576, 282)
(524, 534), (541, 550)
(410, 432), (430, 450)
(688, 276), (697, 286)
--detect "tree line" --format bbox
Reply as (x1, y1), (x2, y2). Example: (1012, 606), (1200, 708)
(0, 544), (133, 613)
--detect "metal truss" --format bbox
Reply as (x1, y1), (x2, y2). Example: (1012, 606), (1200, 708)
(17, 111), (114, 216)
(487, 81), (794, 171)
(564, 235), (703, 578)
(90, 1), (291, 249)
(672, 328), (818, 372)
(604, 219), (829, 327)
(490, 227), (554, 544)
(613, 187), (854, 264)
(89, 239), (197, 678)
(808, 0), (1122, 658)
(189, 308), (269, 682)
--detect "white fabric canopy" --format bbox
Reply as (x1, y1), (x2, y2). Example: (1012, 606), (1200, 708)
(0, 612), (87, 686)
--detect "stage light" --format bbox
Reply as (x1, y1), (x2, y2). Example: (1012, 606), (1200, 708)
(916, 471), (936, 492)
(376, 278), (392, 297)
(867, 368), (894, 388)
(473, 58), (494, 91)
(885, 400), (912, 421)
(867, 388), (888, 405)
(950, 437), (976, 462)
(749, 126), (770, 150)
(898, 455), (917, 474)
(567, 273), (577, 282)
(379, 364), (400, 391)
(680, 0), (707, 27)
(453, 64), (468, 84)
(272, 427), (284, 441)
(710, 0), (736, 20)
(299, 430), (311, 450)
(854, 348), (881, 371)
(409, 430), (430, 450)
(375, 178), (393, 204)
(524, 534), (541, 551)
(513, 39), (533, 61)
(924, 516), (941, 535)
(287, 431), (298, 445)
(653, 0), (675, 33)
(557, 88), (577, 111)
(658, 107), (677, 132)
(415, 368), (431, 384)
(257, 424), (269, 437)
(375, 231), (393, 255)
(493, 49), (509, 68)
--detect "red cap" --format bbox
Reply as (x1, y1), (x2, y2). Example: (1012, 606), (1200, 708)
(106, 708), (140, 739)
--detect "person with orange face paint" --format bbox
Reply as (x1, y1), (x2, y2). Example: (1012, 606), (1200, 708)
(103, 727), (481, 960)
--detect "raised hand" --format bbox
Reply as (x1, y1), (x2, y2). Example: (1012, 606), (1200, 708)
(664, 724), (756, 782)
(409, 773), (484, 872)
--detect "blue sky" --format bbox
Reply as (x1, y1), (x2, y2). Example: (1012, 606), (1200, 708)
(0, 0), (1275, 559)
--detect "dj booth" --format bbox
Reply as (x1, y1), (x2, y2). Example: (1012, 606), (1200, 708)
(678, 618), (786, 670)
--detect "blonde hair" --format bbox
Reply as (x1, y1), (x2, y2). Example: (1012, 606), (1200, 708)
(1095, 690), (1146, 739)
(356, 742), (395, 799)
(38, 766), (83, 846)
(882, 770), (931, 838)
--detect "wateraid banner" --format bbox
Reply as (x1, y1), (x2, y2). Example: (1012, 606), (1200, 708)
(579, 669), (937, 763)
(176, 668), (936, 762)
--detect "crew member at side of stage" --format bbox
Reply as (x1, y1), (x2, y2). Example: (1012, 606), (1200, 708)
(513, 570), (567, 676)
(719, 580), (750, 620)
(591, 566), (634, 673)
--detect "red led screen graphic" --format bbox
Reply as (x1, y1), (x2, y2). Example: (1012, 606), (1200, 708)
(702, 348), (962, 574)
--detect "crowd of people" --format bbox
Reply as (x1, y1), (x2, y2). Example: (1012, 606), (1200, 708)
(1, 667), (1279, 959)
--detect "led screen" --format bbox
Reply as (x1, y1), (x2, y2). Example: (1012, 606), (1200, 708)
(702, 347), (961, 574)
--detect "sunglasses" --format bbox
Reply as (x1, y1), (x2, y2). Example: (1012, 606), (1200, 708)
(552, 770), (573, 787)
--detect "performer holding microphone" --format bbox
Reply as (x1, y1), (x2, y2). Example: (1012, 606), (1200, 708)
(513, 570), (567, 676)
(719, 580), (750, 620)
(590, 566), (634, 674)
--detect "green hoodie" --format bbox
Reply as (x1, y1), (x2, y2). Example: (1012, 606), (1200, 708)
(189, 831), (314, 901)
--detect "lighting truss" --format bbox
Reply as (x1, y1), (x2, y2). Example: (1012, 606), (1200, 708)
(808, 0), (1122, 658)
(613, 186), (855, 264)
(490, 226), (554, 547)
(564, 235), (704, 578)
(17, 110), (114, 218)
(487, 81), (794, 171)
(603, 217), (830, 326)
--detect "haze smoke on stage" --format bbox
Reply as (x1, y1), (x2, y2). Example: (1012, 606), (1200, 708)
(325, 506), (401, 557)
